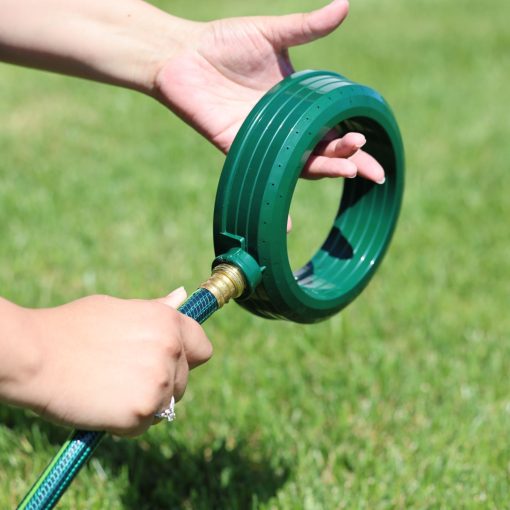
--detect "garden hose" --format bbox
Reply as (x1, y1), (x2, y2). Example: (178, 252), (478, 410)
(18, 263), (251, 510)
(18, 69), (404, 508)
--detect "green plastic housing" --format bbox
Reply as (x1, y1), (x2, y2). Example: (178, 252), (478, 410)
(213, 70), (404, 323)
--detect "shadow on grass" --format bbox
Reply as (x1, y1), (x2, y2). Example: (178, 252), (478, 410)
(3, 406), (290, 509)
(104, 435), (290, 510)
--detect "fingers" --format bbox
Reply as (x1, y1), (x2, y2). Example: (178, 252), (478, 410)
(178, 314), (213, 369)
(157, 287), (213, 369)
(151, 313), (209, 431)
(350, 150), (385, 184)
(260, 0), (349, 48)
(314, 131), (366, 158)
(302, 132), (386, 184)
(302, 155), (357, 179)
(152, 286), (213, 424)
(302, 132), (362, 179)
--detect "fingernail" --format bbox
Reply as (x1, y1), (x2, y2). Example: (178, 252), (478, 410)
(376, 177), (386, 185)
(169, 286), (186, 297)
(354, 135), (366, 150)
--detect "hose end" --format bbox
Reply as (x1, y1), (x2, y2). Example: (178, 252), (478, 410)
(212, 248), (263, 298)
(201, 263), (246, 308)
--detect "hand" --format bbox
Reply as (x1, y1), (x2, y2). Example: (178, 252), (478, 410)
(14, 288), (212, 437)
(1, 0), (383, 182)
(154, 0), (384, 183)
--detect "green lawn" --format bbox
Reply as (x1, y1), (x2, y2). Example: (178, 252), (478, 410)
(1, 0), (510, 508)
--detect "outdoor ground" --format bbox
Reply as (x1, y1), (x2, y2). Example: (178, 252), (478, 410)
(1, 0), (509, 508)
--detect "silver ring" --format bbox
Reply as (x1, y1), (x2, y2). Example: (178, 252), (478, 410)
(155, 396), (176, 422)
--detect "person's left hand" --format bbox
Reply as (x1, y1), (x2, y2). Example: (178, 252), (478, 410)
(154, 0), (384, 184)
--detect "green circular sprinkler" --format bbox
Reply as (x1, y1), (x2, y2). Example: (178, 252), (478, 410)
(214, 69), (404, 323)
(19, 70), (404, 509)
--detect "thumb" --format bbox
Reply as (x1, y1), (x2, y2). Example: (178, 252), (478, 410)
(260, 0), (349, 48)
(157, 287), (188, 308)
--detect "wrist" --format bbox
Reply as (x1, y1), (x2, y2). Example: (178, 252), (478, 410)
(112, 6), (201, 95)
(0, 298), (42, 408)
(141, 12), (204, 98)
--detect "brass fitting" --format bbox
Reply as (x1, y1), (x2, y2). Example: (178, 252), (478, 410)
(201, 263), (246, 308)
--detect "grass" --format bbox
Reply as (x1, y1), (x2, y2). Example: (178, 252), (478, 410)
(1, 0), (510, 507)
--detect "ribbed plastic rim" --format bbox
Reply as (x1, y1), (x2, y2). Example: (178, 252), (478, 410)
(214, 70), (404, 323)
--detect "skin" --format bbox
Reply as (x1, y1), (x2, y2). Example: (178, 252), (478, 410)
(153, 2), (384, 182)
(0, 0), (384, 436)
(0, 289), (213, 437)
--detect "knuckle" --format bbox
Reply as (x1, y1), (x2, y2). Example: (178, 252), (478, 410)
(141, 351), (172, 390)
(132, 390), (160, 421)
(300, 13), (312, 38)
(132, 364), (174, 417)
(139, 302), (165, 327)
(154, 368), (172, 395)
(139, 306), (182, 352)
(161, 335), (183, 360)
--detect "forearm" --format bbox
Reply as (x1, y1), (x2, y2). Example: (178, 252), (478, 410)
(0, 297), (39, 407)
(0, 0), (197, 94)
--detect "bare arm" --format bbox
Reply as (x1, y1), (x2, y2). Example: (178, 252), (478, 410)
(0, 0), (187, 93)
(0, 0), (384, 181)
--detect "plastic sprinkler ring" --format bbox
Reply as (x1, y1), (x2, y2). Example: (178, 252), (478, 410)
(213, 69), (404, 323)
(19, 70), (404, 510)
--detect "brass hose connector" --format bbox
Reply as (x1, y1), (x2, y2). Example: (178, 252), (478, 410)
(201, 263), (246, 308)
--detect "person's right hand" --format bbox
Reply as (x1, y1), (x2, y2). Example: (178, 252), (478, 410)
(15, 288), (212, 437)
